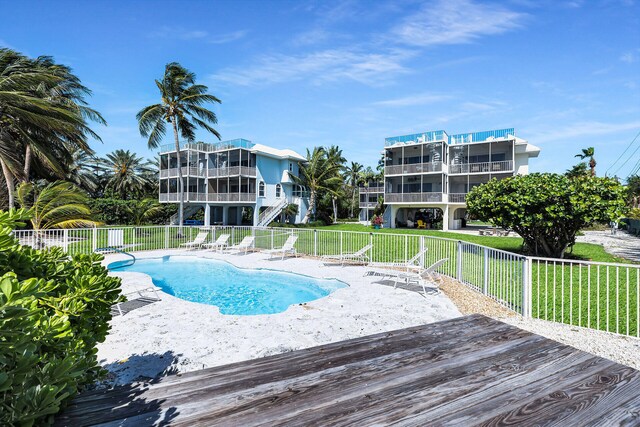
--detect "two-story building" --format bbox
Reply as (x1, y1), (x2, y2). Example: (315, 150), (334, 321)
(370, 128), (540, 231)
(358, 181), (384, 222)
(158, 138), (309, 227)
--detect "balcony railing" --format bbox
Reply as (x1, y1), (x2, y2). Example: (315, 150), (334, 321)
(385, 130), (448, 147)
(359, 201), (378, 208)
(384, 162), (443, 176)
(207, 166), (257, 177)
(448, 128), (515, 145)
(449, 160), (513, 174)
(358, 186), (384, 194)
(159, 138), (255, 153)
(385, 192), (443, 203)
(448, 193), (467, 203)
(160, 167), (207, 178)
(159, 193), (257, 203)
(208, 193), (257, 202)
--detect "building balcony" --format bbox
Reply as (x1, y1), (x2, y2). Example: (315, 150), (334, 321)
(159, 192), (257, 203)
(358, 186), (384, 194)
(448, 160), (513, 175)
(207, 166), (257, 178)
(359, 201), (378, 208)
(385, 192), (443, 203)
(160, 167), (206, 178)
(385, 162), (443, 176)
(448, 193), (467, 203)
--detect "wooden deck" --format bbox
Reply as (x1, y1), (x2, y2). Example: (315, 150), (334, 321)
(56, 315), (640, 426)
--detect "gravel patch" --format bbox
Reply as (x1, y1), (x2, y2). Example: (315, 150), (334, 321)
(441, 277), (640, 370)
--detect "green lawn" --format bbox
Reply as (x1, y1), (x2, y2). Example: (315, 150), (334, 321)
(311, 223), (632, 264)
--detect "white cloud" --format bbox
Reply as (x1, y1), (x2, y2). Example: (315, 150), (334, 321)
(149, 27), (247, 44)
(620, 49), (640, 63)
(373, 93), (452, 107)
(529, 120), (640, 144)
(391, 0), (526, 47)
(212, 48), (415, 87)
(209, 30), (248, 44)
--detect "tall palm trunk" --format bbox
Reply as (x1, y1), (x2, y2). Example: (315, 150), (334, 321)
(171, 117), (184, 236)
(302, 190), (316, 224)
(1, 159), (15, 209)
(332, 196), (337, 223)
(350, 186), (356, 218)
(23, 145), (32, 181)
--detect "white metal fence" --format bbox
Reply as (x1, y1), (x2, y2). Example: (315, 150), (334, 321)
(10, 225), (640, 338)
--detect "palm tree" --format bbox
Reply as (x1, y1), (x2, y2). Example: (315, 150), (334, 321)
(292, 147), (342, 224)
(344, 161), (363, 218)
(125, 198), (164, 225)
(97, 149), (154, 199)
(325, 145), (346, 223)
(66, 148), (100, 194)
(137, 62), (221, 234)
(0, 49), (104, 208)
(16, 181), (99, 247)
(575, 147), (596, 176)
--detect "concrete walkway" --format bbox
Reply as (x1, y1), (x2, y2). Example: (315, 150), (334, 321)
(576, 230), (640, 262)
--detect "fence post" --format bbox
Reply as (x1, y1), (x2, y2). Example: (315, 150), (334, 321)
(419, 236), (425, 268)
(456, 240), (463, 281)
(63, 229), (69, 253)
(522, 257), (531, 317)
(92, 227), (97, 252)
(340, 231), (343, 257)
(483, 248), (489, 295)
(231, 227), (235, 245)
(164, 225), (169, 249)
(271, 228), (274, 250)
(132, 227), (136, 251)
(370, 232), (374, 262)
(314, 229), (318, 257)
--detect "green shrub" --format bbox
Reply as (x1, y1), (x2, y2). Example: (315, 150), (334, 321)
(0, 209), (123, 425)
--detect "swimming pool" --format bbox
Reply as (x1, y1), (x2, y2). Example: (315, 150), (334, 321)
(109, 256), (347, 315)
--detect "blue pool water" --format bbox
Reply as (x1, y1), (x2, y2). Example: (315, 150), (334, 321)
(109, 256), (347, 315)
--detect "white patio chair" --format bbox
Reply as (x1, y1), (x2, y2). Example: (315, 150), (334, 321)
(180, 231), (209, 250)
(263, 235), (298, 260)
(227, 235), (255, 255)
(398, 258), (449, 296)
(203, 234), (230, 252)
(365, 248), (428, 285)
(321, 243), (373, 266)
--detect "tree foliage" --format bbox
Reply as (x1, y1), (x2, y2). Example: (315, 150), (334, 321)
(466, 173), (627, 258)
(0, 209), (123, 425)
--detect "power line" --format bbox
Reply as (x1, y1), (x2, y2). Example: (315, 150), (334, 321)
(607, 129), (640, 177)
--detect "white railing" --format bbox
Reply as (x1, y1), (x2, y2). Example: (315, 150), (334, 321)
(358, 186), (384, 194)
(448, 193), (467, 203)
(359, 202), (377, 208)
(160, 193), (256, 203)
(530, 257), (640, 337)
(11, 225), (640, 338)
(385, 193), (443, 203)
(385, 162), (443, 176)
(449, 160), (513, 174)
(207, 166), (256, 177)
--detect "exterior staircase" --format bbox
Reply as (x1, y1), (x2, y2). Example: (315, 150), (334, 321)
(256, 199), (288, 227)
(169, 205), (202, 225)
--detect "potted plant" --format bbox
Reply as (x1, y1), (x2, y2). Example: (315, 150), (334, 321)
(371, 215), (383, 229)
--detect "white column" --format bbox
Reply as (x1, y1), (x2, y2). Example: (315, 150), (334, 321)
(204, 204), (211, 226)
(222, 206), (229, 225)
(443, 204), (450, 231)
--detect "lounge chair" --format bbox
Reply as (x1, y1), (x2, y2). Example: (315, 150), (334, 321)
(180, 231), (209, 250)
(398, 258), (449, 296)
(203, 234), (230, 252)
(227, 235), (255, 255)
(365, 248), (428, 284)
(321, 244), (373, 266)
(263, 235), (298, 260)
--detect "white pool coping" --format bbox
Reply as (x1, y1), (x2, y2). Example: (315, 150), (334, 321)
(98, 249), (461, 386)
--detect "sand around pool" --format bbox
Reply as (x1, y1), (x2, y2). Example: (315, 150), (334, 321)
(98, 250), (461, 386)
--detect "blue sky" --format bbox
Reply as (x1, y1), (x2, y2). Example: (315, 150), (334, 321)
(1, 0), (639, 178)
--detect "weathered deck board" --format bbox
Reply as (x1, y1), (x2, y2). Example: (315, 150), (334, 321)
(55, 315), (640, 426)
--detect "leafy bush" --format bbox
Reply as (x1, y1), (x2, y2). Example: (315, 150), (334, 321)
(0, 209), (123, 425)
(90, 197), (177, 225)
(467, 173), (627, 258)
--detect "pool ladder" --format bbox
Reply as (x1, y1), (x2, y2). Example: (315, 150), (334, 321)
(95, 247), (136, 269)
